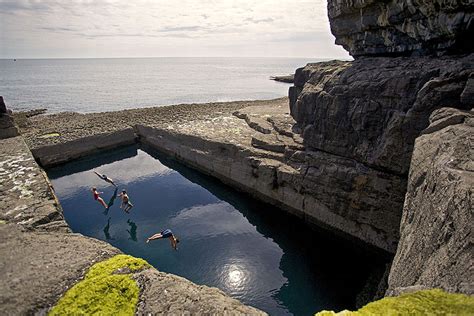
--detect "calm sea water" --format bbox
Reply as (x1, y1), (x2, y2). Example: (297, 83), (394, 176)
(48, 145), (387, 316)
(0, 57), (317, 113)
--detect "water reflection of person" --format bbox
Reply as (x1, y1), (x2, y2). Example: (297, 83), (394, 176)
(103, 188), (118, 215)
(127, 219), (137, 242)
(103, 217), (115, 240)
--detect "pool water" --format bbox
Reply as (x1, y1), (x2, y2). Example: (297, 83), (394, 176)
(47, 145), (387, 315)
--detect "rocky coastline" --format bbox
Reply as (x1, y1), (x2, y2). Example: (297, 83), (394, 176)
(1, 0), (473, 314)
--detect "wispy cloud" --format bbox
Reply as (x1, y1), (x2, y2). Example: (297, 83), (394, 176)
(244, 17), (274, 24)
(156, 26), (203, 33)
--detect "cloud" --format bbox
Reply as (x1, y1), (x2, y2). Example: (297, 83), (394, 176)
(39, 26), (79, 33)
(244, 17), (274, 24)
(0, 0), (350, 58)
(156, 26), (203, 33)
(0, 0), (52, 13)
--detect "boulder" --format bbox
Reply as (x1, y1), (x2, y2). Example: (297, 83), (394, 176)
(0, 97), (19, 139)
(0, 96), (6, 114)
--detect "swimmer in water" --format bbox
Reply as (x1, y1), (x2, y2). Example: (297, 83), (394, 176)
(119, 189), (133, 213)
(146, 229), (179, 250)
(91, 187), (108, 210)
(94, 171), (117, 187)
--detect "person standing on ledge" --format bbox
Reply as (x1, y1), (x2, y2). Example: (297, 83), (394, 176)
(94, 171), (117, 187)
(146, 229), (179, 250)
(91, 187), (108, 210)
(119, 189), (133, 213)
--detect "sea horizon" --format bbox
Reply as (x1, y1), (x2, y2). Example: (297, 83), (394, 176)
(1, 56), (330, 113)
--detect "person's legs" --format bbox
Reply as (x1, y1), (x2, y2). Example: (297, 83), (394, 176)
(98, 197), (108, 209)
(125, 201), (133, 213)
(146, 233), (163, 243)
(169, 236), (178, 250)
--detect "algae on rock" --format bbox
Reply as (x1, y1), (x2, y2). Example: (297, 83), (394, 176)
(316, 289), (474, 316)
(49, 254), (150, 315)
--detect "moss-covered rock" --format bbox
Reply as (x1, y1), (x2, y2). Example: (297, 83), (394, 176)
(316, 289), (474, 316)
(49, 254), (150, 315)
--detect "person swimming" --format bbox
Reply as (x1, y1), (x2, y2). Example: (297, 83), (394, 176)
(94, 171), (117, 187)
(146, 229), (179, 250)
(91, 187), (108, 210)
(119, 190), (133, 213)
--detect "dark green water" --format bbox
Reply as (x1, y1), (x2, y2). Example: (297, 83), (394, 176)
(47, 145), (387, 315)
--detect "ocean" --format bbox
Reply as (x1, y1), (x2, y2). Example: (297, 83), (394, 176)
(0, 57), (321, 113)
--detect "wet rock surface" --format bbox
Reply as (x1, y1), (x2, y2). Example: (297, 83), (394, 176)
(328, 0), (474, 57)
(387, 108), (474, 296)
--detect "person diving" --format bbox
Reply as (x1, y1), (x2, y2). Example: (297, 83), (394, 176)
(94, 171), (117, 187)
(146, 229), (179, 250)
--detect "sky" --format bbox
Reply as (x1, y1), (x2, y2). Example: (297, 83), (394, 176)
(0, 0), (350, 59)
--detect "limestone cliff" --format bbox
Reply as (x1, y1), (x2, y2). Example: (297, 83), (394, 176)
(289, 54), (473, 254)
(328, 0), (474, 57)
(287, 0), (474, 298)
(387, 108), (473, 295)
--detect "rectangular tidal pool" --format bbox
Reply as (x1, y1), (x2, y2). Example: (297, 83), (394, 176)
(47, 145), (388, 316)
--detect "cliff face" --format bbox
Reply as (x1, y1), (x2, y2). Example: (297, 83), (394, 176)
(387, 108), (473, 295)
(288, 0), (473, 297)
(289, 54), (473, 254)
(328, 0), (473, 57)
(291, 56), (472, 176)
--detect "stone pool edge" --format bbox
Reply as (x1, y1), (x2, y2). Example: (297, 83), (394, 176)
(0, 135), (266, 315)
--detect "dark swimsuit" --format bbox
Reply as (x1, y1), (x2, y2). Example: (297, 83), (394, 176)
(161, 229), (173, 238)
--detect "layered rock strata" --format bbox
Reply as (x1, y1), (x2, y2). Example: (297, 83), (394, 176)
(328, 0), (474, 57)
(289, 54), (473, 254)
(138, 102), (404, 253)
(0, 135), (264, 314)
(387, 108), (474, 296)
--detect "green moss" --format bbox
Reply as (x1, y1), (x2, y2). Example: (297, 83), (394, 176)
(49, 254), (150, 316)
(316, 289), (474, 316)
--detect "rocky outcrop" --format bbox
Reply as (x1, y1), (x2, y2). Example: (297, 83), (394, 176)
(328, 0), (474, 57)
(322, 0), (474, 303)
(0, 97), (19, 139)
(291, 55), (473, 175)
(289, 54), (473, 253)
(387, 108), (473, 296)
